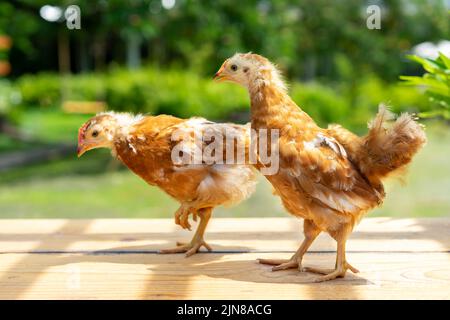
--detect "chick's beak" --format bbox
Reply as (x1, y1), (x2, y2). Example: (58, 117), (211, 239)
(213, 71), (223, 82)
(213, 64), (228, 82)
(77, 140), (94, 158)
(77, 144), (88, 158)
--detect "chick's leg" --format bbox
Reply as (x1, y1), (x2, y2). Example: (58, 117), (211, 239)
(258, 220), (321, 271)
(303, 224), (359, 282)
(160, 207), (213, 257)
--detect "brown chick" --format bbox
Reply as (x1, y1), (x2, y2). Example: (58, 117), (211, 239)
(77, 112), (257, 257)
(215, 53), (426, 281)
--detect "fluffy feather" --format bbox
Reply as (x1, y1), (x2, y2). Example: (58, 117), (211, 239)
(216, 53), (426, 281)
(328, 104), (427, 186)
(361, 105), (426, 181)
(78, 112), (257, 256)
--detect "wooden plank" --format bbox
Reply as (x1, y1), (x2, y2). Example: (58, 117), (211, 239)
(0, 252), (449, 299)
(0, 218), (449, 253)
(62, 101), (106, 114)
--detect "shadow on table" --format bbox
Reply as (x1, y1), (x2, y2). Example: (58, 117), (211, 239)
(4, 218), (449, 299)
(0, 220), (367, 299)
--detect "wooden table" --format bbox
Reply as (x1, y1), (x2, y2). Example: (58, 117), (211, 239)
(0, 218), (449, 299)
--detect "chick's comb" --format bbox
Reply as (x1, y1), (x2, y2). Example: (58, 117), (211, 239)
(78, 121), (90, 145)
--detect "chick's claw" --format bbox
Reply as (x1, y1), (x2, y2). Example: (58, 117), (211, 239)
(186, 240), (212, 257)
(159, 239), (212, 257)
(179, 212), (191, 230)
(174, 206), (196, 230)
(272, 260), (299, 271)
(314, 269), (347, 282)
(258, 257), (302, 271)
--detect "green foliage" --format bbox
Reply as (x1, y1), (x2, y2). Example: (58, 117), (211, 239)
(15, 67), (431, 130)
(354, 74), (430, 115)
(290, 76), (429, 132)
(68, 74), (107, 102)
(2, 1), (449, 81)
(105, 68), (249, 119)
(20, 110), (90, 143)
(104, 70), (151, 113)
(0, 79), (22, 124)
(0, 80), (14, 114)
(291, 82), (349, 126)
(16, 73), (61, 108)
(400, 53), (450, 119)
(15, 67), (250, 120)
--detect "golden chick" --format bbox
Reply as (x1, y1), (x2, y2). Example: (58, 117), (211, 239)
(215, 53), (426, 281)
(78, 112), (257, 256)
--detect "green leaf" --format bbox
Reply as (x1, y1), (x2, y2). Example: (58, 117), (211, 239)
(407, 54), (444, 74)
(419, 109), (450, 120)
(438, 52), (450, 70)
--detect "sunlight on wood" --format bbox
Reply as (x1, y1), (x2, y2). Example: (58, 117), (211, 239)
(0, 218), (449, 299)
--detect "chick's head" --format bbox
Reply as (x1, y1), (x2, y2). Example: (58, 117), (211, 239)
(77, 114), (117, 157)
(214, 53), (283, 92)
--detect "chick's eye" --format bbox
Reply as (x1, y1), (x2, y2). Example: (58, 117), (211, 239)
(92, 130), (99, 137)
(231, 64), (238, 71)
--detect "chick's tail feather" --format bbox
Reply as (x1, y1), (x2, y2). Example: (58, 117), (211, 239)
(358, 104), (427, 184)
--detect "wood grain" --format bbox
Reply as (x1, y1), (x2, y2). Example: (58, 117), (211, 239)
(0, 218), (449, 299)
(0, 218), (448, 253)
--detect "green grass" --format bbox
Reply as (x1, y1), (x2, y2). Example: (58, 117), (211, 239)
(0, 113), (449, 219)
(0, 110), (92, 154)
(0, 135), (41, 154)
(20, 110), (92, 143)
(0, 149), (283, 218)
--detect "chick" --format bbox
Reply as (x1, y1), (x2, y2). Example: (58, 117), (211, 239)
(215, 53), (426, 281)
(78, 112), (257, 256)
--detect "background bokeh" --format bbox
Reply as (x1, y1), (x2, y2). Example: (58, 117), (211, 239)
(0, 0), (449, 218)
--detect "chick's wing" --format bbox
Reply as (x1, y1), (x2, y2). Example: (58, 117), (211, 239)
(278, 131), (379, 214)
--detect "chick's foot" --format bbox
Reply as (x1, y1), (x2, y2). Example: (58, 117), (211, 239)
(258, 257), (304, 271)
(303, 261), (359, 282)
(159, 239), (212, 257)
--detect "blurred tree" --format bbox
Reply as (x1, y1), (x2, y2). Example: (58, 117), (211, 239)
(0, 30), (16, 137)
(0, 0), (448, 82)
